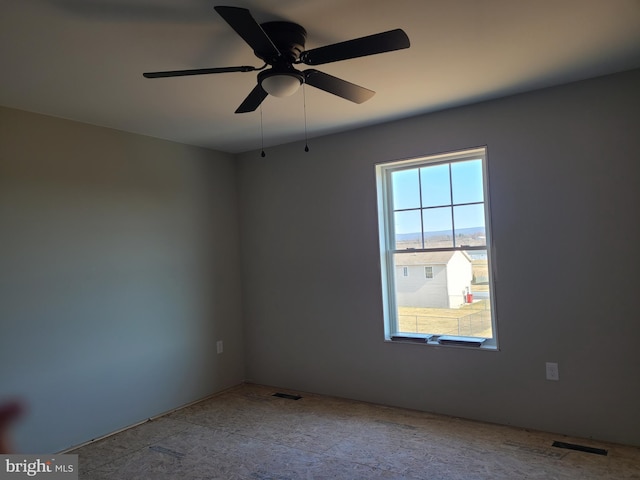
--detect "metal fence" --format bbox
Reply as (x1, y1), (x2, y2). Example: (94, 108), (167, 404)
(398, 309), (492, 337)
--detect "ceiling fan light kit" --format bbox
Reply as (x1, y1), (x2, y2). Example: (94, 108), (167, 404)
(259, 69), (303, 97)
(143, 5), (410, 113)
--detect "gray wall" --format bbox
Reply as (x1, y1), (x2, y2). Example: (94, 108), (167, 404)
(237, 69), (640, 446)
(0, 107), (244, 453)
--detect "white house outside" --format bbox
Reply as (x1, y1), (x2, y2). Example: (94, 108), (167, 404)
(394, 251), (473, 308)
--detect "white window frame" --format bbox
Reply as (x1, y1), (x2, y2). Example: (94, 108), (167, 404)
(424, 266), (433, 279)
(375, 147), (498, 349)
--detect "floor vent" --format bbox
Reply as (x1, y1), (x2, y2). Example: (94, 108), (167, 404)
(272, 392), (302, 400)
(552, 441), (608, 456)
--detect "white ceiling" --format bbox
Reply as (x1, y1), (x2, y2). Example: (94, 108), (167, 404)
(2, 0), (639, 153)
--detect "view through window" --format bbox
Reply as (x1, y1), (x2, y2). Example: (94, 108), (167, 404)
(376, 147), (496, 346)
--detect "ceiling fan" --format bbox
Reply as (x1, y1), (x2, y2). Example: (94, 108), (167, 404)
(143, 6), (410, 113)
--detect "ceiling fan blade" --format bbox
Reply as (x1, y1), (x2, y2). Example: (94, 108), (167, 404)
(214, 6), (281, 59)
(143, 66), (256, 78)
(235, 84), (268, 113)
(300, 29), (409, 66)
(303, 69), (374, 104)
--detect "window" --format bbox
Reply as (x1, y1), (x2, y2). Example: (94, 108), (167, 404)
(376, 147), (497, 348)
(403, 267), (409, 277)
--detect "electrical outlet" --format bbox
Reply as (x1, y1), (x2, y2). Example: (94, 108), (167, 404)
(546, 362), (559, 381)
(216, 340), (223, 354)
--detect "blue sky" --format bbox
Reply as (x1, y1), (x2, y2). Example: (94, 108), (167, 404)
(392, 159), (485, 234)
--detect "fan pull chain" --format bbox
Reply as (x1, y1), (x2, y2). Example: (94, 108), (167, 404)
(303, 84), (309, 152)
(260, 106), (266, 157)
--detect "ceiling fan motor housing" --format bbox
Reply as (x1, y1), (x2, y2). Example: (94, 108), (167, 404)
(258, 21), (307, 64)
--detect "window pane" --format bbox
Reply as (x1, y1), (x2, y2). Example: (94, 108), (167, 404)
(420, 163), (450, 207)
(391, 168), (420, 210)
(453, 204), (486, 247)
(394, 210), (422, 249)
(393, 249), (492, 338)
(451, 159), (484, 204)
(422, 207), (452, 248)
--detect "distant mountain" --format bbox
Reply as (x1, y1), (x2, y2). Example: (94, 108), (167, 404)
(396, 227), (485, 241)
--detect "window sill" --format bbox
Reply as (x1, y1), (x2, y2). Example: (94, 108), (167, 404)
(387, 334), (498, 351)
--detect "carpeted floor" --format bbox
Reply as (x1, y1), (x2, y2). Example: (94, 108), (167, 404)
(70, 383), (640, 479)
